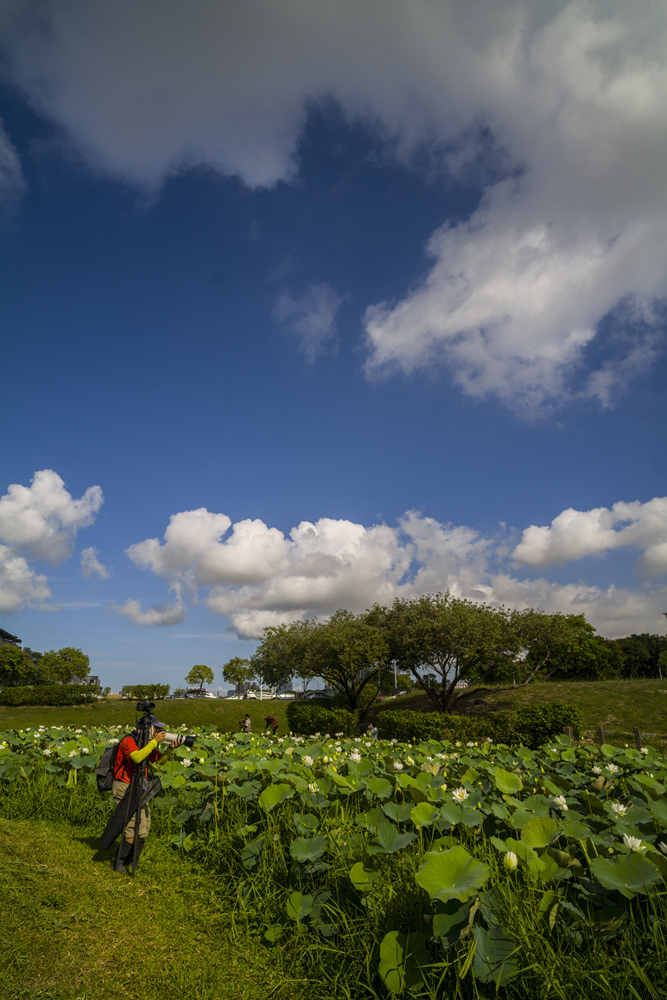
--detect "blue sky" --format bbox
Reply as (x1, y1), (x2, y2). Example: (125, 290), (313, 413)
(1, 0), (666, 693)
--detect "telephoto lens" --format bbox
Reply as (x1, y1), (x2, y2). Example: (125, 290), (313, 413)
(163, 732), (196, 749)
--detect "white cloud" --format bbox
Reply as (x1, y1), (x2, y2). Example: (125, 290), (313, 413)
(0, 543), (51, 614)
(0, 470), (103, 612)
(123, 496), (667, 639)
(115, 598), (186, 627)
(80, 546), (110, 580)
(1, 1), (665, 409)
(514, 497), (667, 576)
(0, 469), (103, 564)
(273, 283), (344, 362)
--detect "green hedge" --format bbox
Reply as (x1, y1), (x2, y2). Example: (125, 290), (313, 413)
(376, 702), (584, 748)
(120, 684), (171, 701)
(286, 701), (357, 737)
(0, 684), (101, 706)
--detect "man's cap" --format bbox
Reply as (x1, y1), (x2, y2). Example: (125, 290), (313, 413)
(147, 714), (166, 729)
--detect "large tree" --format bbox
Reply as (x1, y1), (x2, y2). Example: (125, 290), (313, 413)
(0, 645), (38, 687)
(222, 656), (257, 695)
(374, 594), (517, 713)
(252, 609), (390, 715)
(185, 664), (214, 693)
(40, 647), (90, 684)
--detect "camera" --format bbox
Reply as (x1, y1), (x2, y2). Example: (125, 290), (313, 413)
(163, 731), (196, 749)
(135, 700), (196, 749)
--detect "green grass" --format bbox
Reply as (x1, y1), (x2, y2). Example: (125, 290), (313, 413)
(374, 678), (667, 750)
(0, 697), (290, 734)
(0, 814), (307, 1000)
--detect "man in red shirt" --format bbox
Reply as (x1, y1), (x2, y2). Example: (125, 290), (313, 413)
(111, 714), (181, 874)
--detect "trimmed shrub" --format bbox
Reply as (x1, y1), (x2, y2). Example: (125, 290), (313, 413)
(286, 701), (357, 737)
(376, 702), (585, 747)
(120, 684), (170, 701)
(0, 684), (101, 706)
(376, 710), (487, 743)
(513, 703), (584, 748)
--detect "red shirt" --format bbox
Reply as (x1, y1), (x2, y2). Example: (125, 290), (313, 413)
(114, 735), (160, 784)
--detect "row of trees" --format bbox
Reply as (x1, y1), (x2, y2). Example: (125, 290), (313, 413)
(0, 645), (90, 687)
(224, 594), (667, 716)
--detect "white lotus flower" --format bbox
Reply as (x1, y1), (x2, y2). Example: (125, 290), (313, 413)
(592, 766), (602, 775)
(611, 802), (627, 816)
(182, 758), (192, 767)
(452, 787), (469, 803)
(393, 761), (404, 771)
(349, 751), (362, 763)
(607, 763), (620, 774)
(303, 755), (313, 767)
(658, 842), (667, 855)
(308, 783), (318, 794)
(553, 795), (568, 812)
(503, 851), (518, 871)
(623, 835), (645, 852)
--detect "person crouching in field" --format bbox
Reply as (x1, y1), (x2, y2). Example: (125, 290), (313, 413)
(111, 714), (182, 874)
(241, 713), (252, 733)
(264, 715), (279, 735)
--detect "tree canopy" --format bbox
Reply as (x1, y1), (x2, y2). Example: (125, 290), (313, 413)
(39, 647), (90, 684)
(185, 664), (214, 692)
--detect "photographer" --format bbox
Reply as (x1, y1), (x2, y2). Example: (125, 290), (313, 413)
(111, 713), (182, 874)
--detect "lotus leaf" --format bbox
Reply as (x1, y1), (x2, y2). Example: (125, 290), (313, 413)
(416, 845), (489, 902)
(590, 853), (662, 897)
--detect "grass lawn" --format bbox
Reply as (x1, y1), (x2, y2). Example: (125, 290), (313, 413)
(0, 697), (291, 734)
(373, 678), (667, 751)
(0, 815), (307, 1000)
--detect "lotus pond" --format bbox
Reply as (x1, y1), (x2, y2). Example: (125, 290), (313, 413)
(1, 726), (667, 999)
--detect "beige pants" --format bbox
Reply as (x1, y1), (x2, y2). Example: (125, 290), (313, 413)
(112, 779), (151, 841)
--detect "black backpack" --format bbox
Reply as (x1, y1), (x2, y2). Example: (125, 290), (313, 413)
(96, 734), (132, 792)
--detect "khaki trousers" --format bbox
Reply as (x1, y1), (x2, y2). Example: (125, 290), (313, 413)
(111, 779), (151, 841)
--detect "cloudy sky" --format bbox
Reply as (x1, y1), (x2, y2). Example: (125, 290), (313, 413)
(1, 0), (666, 692)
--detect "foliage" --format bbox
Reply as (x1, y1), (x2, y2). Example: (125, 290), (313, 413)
(120, 683), (170, 700)
(222, 656), (256, 692)
(185, 664), (214, 692)
(1, 726), (667, 999)
(253, 609), (391, 716)
(376, 702), (583, 747)
(609, 633), (667, 679)
(0, 684), (100, 706)
(286, 701), (357, 737)
(0, 645), (40, 687)
(39, 647), (90, 684)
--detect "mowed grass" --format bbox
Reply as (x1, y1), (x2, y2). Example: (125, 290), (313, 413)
(0, 697), (291, 734)
(2, 678), (666, 750)
(0, 815), (307, 1000)
(375, 677), (667, 749)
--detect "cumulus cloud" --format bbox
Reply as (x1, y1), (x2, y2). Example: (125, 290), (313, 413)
(273, 283), (344, 362)
(0, 1), (665, 410)
(122, 496), (667, 639)
(0, 470), (103, 613)
(80, 546), (110, 580)
(115, 598), (186, 627)
(513, 497), (667, 576)
(0, 543), (51, 613)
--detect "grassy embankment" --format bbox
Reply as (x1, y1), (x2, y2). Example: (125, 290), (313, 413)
(371, 678), (667, 751)
(1, 678), (665, 749)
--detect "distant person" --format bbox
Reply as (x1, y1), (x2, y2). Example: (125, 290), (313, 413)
(241, 713), (252, 733)
(264, 715), (279, 735)
(366, 723), (378, 739)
